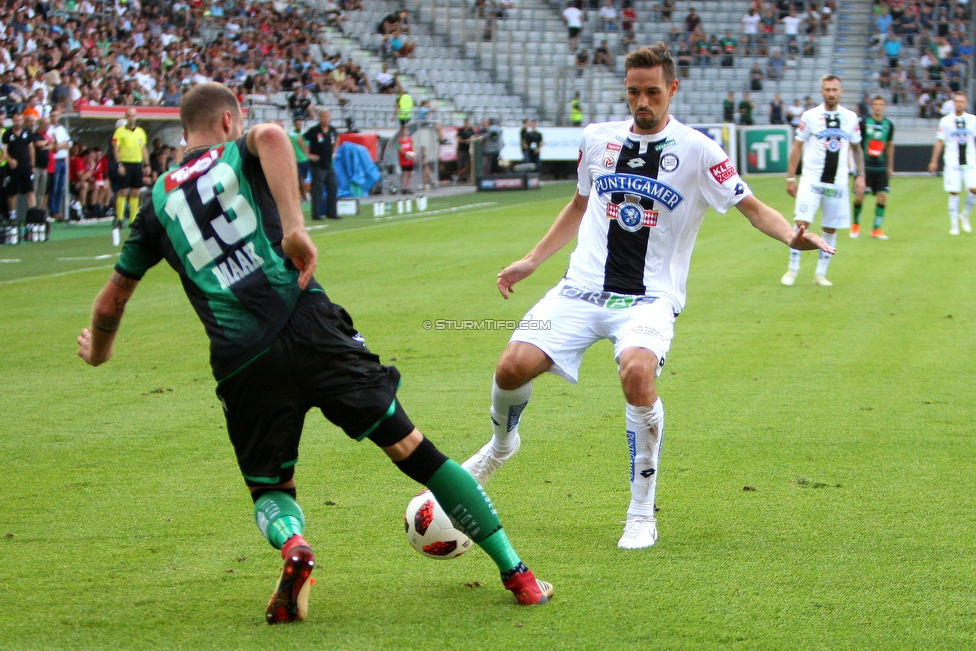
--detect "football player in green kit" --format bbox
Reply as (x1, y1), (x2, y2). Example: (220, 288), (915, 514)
(852, 95), (895, 240)
(77, 83), (552, 624)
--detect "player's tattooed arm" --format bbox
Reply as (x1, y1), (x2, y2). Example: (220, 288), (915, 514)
(78, 272), (140, 366)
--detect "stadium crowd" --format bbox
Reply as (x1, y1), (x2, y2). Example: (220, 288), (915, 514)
(871, 0), (972, 118)
(0, 0), (385, 118)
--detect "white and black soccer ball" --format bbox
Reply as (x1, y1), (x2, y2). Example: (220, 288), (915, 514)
(404, 491), (472, 560)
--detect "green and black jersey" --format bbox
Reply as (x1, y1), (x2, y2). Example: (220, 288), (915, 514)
(115, 133), (322, 381)
(860, 116), (895, 171)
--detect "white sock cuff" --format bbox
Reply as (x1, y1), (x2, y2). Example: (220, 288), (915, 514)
(821, 231), (838, 247)
(949, 194), (960, 211)
(626, 398), (663, 429)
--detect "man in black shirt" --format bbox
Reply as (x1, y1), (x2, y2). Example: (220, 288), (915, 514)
(523, 121), (543, 170)
(302, 108), (338, 220)
(2, 112), (36, 218)
(27, 114), (52, 214)
(455, 119), (474, 183)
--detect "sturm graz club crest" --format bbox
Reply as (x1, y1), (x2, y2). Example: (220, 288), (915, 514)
(607, 193), (658, 232)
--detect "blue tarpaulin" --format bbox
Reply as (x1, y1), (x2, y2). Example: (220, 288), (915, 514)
(333, 142), (380, 197)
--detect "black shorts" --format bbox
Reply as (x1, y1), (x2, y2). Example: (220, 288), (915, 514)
(568, 27), (581, 38)
(215, 291), (414, 486)
(6, 165), (33, 195)
(400, 163), (414, 171)
(864, 169), (889, 194)
(118, 162), (144, 189)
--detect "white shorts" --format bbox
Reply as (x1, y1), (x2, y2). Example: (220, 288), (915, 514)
(509, 281), (677, 384)
(942, 165), (976, 193)
(794, 177), (851, 229)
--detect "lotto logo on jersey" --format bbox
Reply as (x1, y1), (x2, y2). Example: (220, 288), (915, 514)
(709, 158), (737, 184)
(603, 142), (622, 168)
(164, 146), (225, 192)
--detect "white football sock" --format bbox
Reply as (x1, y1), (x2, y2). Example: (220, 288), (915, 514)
(964, 193), (976, 216)
(112, 227), (120, 246)
(625, 399), (664, 518)
(788, 226), (802, 270)
(815, 231), (837, 276)
(489, 376), (531, 454)
(949, 194), (960, 228)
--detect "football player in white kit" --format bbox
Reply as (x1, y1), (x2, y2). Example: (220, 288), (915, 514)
(460, 44), (835, 550)
(782, 75), (866, 287)
(928, 91), (976, 235)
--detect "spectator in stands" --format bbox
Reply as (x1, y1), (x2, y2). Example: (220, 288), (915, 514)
(767, 48), (785, 79)
(575, 48), (590, 77)
(621, 24), (637, 53)
(742, 7), (761, 55)
(719, 30), (738, 67)
(676, 39), (693, 78)
(877, 66), (892, 89)
(769, 93), (785, 124)
(917, 87), (932, 118)
(891, 65), (909, 105)
(760, 8), (776, 47)
(723, 91), (736, 122)
(89, 148), (110, 218)
(659, 0), (674, 21)
(875, 5), (894, 44)
(803, 34), (817, 57)
(380, 10), (403, 35)
(621, 1), (637, 31)
(599, 0), (618, 31)
(564, 1), (584, 52)
(374, 66), (395, 95)
(693, 30), (710, 67)
(957, 38), (973, 65)
(804, 5), (820, 35)
(288, 85), (313, 120)
(749, 62), (764, 91)
(775, 0), (791, 21)
(884, 32), (903, 69)
(738, 92), (755, 125)
(804, 96), (817, 110)
(755, 35), (770, 56)
(782, 9), (802, 54)
(944, 58), (962, 92)
(390, 30), (416, 58)
(899, 4), (919, 46)
(684, 8), (701, 34)
(595, 40), (613, 67)
(787, 98), (804, 127)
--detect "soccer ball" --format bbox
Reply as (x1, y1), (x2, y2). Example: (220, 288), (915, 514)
(404, 491), (472, 560)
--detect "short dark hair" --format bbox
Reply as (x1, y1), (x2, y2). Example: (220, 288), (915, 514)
(624, 43), (676, 86)
(872, 95), (886, 102)
(179, 82), (240, 135)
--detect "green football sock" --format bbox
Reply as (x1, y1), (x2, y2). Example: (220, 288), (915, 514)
(852, 201), (862, 224)
(425, 460), (522, 573)
(873, 205), (885, 230)
(254, 491), (305, 550)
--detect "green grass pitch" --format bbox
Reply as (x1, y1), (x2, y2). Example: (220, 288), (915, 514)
(1, 177), (974, 650)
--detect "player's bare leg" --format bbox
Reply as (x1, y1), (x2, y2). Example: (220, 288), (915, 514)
(618, 347), (663, 549)
(782, 219), (810, 285)
(814, 226), (837, 286)
(462, 342), (552, 486)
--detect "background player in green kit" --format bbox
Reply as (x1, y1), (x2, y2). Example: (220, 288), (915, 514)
(76, 82), (552, 624)
(852, 96), (895, 240)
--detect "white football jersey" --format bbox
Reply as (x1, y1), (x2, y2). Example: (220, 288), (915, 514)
(570, 117), (752, 311)
(936, 112), (976, 168)
(795, 104), (862, 185)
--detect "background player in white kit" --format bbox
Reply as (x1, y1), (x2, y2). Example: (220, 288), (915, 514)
(461, 44), (834, 550)
(928, 91), (976, 235)
(782, 75), (865, 287)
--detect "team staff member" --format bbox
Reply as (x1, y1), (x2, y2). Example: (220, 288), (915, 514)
(302, 109), (338, 220)
(77, 82), (553, 624)
(2, 112), (36, 219)
(112, 107), (150, 224)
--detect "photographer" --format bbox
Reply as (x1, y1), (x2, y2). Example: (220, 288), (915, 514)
(483, 118), (502, 174)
